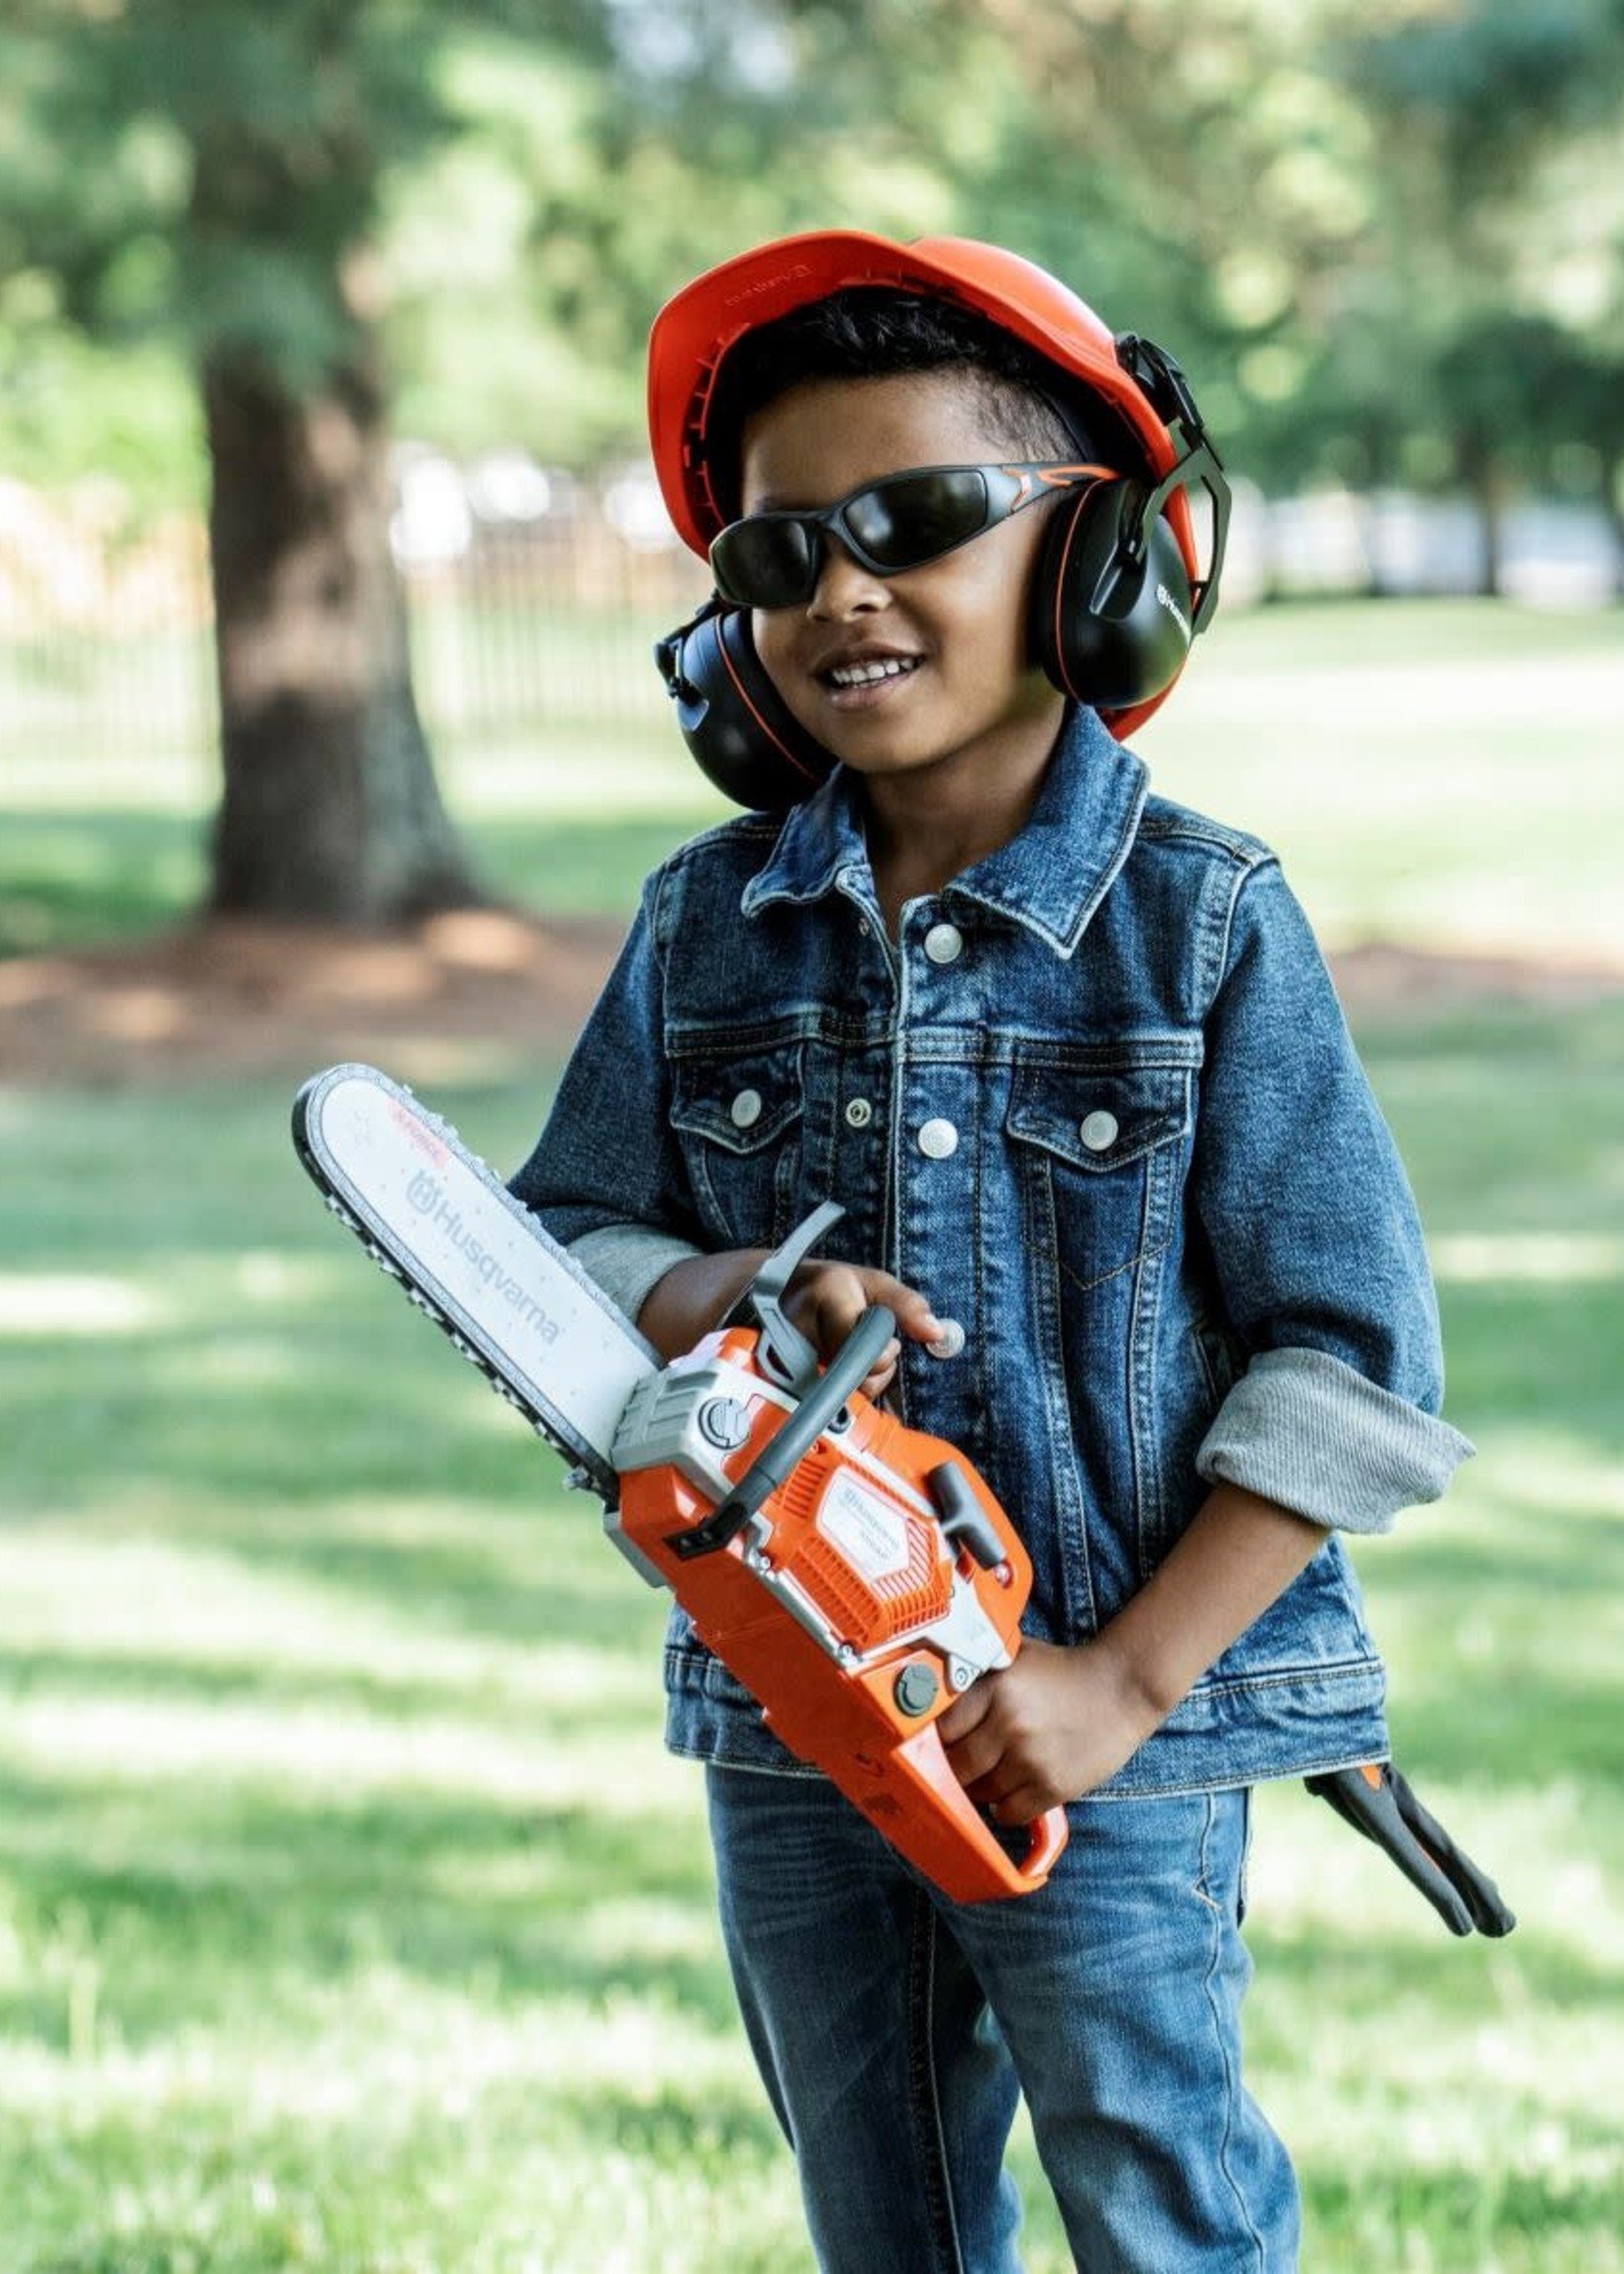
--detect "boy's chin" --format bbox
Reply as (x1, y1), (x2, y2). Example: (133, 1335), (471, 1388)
(795, 697), (954, 774)
(823, 713), (1017, 783)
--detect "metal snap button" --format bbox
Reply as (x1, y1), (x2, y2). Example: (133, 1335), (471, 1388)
(844, 1097), (874, 1129)
(923, 922), (963, 964)
(1079, 1109), (1119, 1152)
(730, 1088), (764, 1130)
(918, 1118), (959, 1159)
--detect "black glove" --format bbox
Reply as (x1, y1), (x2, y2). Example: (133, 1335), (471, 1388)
(1305, 1762), (1516, 1939)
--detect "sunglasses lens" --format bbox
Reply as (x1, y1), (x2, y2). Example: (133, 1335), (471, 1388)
(711, 518), (815, 608)
(710, 467), (1001, 606)
(846, 468), (990, 568)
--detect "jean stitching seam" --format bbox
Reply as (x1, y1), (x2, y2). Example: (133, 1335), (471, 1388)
(1198, 1794), (1268, 2270)
(908, 1895), (965, 2274)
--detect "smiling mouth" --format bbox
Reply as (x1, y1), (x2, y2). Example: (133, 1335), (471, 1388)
(818, 656), (924, 706)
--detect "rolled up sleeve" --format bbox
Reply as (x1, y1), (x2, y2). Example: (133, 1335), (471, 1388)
(566, 1221), (706, 1327)
(507, 867), (708, 1318)
(1190, 858), (1475, 1534)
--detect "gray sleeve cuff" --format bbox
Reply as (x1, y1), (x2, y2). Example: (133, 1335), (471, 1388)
(1194, 1346), (1476, 1535)
(567, 1222), (707, 1332)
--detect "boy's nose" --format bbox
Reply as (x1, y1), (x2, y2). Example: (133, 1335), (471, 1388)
(806, 535), (891, 618)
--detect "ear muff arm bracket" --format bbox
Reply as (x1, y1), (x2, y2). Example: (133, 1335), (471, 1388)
(1115, 331), (1209, 443)
(655, 594), (728, 703)
(1111, 331), (1229, 640)
(1143, 436), (1230, 637)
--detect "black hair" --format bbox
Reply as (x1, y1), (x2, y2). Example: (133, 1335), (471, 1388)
(704, 286), (1136, 523)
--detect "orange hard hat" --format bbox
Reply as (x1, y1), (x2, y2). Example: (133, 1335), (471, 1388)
(646, 229), (1215, 739)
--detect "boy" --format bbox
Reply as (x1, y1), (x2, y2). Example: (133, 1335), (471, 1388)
(509, 232), (1474, 2271)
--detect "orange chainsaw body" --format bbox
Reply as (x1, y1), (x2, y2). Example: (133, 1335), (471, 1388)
(611, 1322), (1069, 1902)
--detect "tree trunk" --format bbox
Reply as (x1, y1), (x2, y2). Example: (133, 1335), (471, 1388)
(1604, 451), (1624, 601)
(203, 346), (486, 922)
(1457, 423), (1507, 601)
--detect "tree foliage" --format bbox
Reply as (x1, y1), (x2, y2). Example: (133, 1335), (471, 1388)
(1, 0), (1619, 514)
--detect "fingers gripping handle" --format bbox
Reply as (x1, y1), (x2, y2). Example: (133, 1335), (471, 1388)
(893, 1720), (1069, 1901)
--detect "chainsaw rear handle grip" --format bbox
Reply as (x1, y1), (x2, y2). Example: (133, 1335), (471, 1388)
(896, 1718), (1071, 1901)
(1015, 1800), (1071, 1892)
(667, 1304), (899, 1559)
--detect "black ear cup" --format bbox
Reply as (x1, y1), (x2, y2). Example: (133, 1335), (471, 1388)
(1033, 480), (1196, 712)
(654, 604), (839, 811)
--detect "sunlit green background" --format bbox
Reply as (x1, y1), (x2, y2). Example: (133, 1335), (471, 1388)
(3, 2), (1623, 2269)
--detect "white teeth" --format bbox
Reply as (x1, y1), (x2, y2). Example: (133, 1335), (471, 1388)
(827, 657), (919, 687)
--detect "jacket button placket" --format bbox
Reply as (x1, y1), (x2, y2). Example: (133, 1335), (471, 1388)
(894, 909), (975, 1447)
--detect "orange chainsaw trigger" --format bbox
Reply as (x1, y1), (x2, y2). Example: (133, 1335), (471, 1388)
(616, 1321), (1068, 1901)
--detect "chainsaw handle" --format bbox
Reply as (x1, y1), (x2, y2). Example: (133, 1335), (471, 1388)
(667, 1304), (899, 1559)
(895, 1720), (1071, 1900)
(1015, 1805), (1071, 1891)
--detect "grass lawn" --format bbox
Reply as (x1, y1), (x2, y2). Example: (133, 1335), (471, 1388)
(2, 999), (1622, 2271)
(2, 596), (1622, 2268)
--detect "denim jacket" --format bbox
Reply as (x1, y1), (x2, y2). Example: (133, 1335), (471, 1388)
(509, 702), (1474, 1796)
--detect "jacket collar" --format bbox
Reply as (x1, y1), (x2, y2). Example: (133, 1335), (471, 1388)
(738, 704), (1149, 959)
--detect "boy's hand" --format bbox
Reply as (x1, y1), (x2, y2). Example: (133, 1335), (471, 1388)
(935, 1637), (1163, 1825)
(785, 1258), (949, 1402)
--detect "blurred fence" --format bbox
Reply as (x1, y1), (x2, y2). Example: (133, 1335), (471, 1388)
(0, 452), (1617, 807)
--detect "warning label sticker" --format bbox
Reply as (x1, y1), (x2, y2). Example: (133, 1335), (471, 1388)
(817, 1474), (911, 1581)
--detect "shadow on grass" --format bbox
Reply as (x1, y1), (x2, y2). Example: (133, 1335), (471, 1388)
(182, 1507), (661, 1658)
(1244, 1915), (1617, 2015)
(0, 1764), (735, 2049)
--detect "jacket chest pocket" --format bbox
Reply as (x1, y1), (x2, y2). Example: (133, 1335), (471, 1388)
(1007, 1060), (1192, 1294)
(669, 1042), (806, 1250)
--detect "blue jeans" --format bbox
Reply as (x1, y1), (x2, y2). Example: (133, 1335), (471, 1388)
(706, 1765), (1300, 2272)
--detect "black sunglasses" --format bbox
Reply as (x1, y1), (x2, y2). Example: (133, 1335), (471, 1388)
(709, 460), (1113, 611)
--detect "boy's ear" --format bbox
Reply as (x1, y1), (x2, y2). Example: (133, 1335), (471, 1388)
(1033, 480), (1195, 712)
(654, 602), (839, 812)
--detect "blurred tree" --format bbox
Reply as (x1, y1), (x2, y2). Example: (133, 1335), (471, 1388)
(2, 0), (1618, 882)
(919, 0), (1622, 578)
(1321, 0), (1624, 588)
(0, 1), (625, 923)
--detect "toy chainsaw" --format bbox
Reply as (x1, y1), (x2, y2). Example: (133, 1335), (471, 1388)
(292, 1061), (1068, 1902)
(292, 1063), (1515, 1932)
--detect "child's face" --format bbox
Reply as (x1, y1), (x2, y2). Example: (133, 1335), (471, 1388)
(738, 370), (1064, 797)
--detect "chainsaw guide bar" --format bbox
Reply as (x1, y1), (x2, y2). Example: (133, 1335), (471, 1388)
(293, 1062), (660, 1503)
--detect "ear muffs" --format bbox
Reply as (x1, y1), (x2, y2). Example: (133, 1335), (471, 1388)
(1034, 477), (1197, 713)
(654, 601), (838, 812)
(653, 472), (1201, 813)
(654, 462), (1206, 812)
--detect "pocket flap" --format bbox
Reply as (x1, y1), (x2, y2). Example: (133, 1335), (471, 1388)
(1007, 1062), (1191, 1172)
(669, 1044), (805, 1155)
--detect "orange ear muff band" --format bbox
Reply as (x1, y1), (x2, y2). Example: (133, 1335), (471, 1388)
(717, 616), (827, 787)
(1049, 486), (1102, 705)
